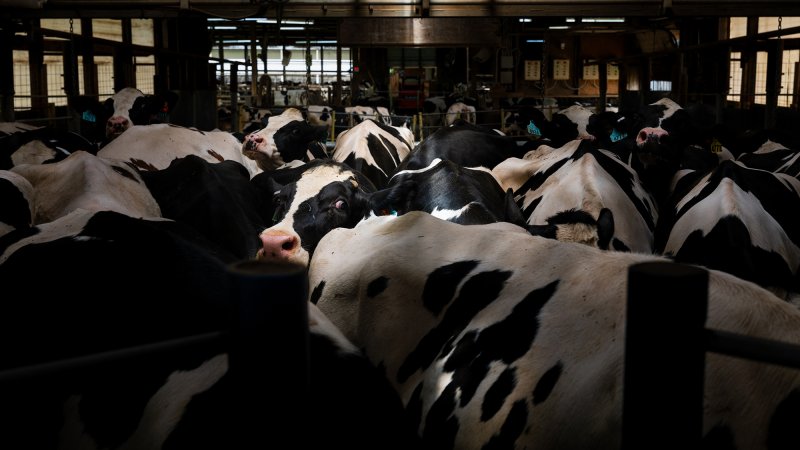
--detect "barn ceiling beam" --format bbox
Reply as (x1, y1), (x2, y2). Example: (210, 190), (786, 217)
(11, 0), (800, 19)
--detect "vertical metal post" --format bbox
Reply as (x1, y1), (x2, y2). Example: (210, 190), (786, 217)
(230, 63), (238, 133)
(622, 262), (708, 450)
(227, 260), (309, 448)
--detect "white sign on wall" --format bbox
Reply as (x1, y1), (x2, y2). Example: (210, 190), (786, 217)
(553, 59), (570, 80)
(583, 64), (599, 80)
(607, 64), (620, 80)
(524, 60), (541, 81)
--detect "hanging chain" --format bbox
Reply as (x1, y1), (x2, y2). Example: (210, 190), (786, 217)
(778, 16), (782, 40)
(69, 18), (74, 34)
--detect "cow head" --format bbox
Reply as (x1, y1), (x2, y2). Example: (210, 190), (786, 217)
(71, 88), (179, 144)
(241, 108), (328, 171)
(253, 160), (378, 267)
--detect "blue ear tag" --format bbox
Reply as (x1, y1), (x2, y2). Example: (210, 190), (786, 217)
(610, 128), (628, 143)
(81, 110), (96, 123)
(527, 120), (542, 137)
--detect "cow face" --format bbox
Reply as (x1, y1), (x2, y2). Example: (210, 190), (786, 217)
(71, 87), (179, 144)
(255, 160), (377, 266)
(242, 108), (326, 171)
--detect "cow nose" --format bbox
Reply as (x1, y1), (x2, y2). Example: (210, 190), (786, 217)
(107, 116), (129, 132)
(636, 127), (669, 146)
(258, 232), (299, 261)
(244, 133), (264, 151)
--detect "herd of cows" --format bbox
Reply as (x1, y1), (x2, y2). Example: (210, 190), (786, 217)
(2, 86), (800, 449)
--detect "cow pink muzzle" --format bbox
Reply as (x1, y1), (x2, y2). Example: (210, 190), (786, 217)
(257, 231), (300, 262)
(636, 127), (669, 146)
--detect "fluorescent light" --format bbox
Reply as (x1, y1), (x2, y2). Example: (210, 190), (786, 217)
(582, 17), (625, 23)
(296, 40), (338, 45)
(209, 26), (237, 30)
(566, 18), (576, 23)
(549, 26), (569, 30)
(518, 18), (532, 23)
(526, 39), (545, 43)
(280, 26), (304, 31)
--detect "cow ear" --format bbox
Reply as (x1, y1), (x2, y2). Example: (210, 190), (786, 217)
(368, 179), (416, 216)
(525, 224), (558, 240)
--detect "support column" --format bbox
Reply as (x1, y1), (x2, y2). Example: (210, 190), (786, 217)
(764, 38), (783, 129)
(0, 20), (15, 121)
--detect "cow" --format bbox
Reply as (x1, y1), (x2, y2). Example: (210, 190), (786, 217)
(655, 159), (800, 300)
(140, 155), (272, 260)
(620, 97), (721, 208)
(0, 124), (97, 169)
(735, 137), (800, 178)
(399, 119), (537, 172)
(331, 119), (415, 189)
(8, 150), (161, 225)
(97, 123), (264, 178)
(308, 210), (800, 450)
(70, 87), (179, 146)
(253, 159), (380, 267)
(492, 139), (658, 253)
(444, 102), (477, 126)
(242, 108), (329, 172)
(376, 157), (528, 227)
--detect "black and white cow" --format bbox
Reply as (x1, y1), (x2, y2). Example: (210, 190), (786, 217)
(734, 136), (800, 179)
(71, 87), (179, 146)
(655, 159), (800, 300)
(331, 119), (415, 189)
(492, 139), (658, 252)
(377, 158), (528, 227)
(0, 124), (97, 169)
(399, 119), (537, 172)
(97, 123), (264, 177)
(253, 159), (380, 267)
(308, 210), (800, 450)
(241, 108), (329, 171)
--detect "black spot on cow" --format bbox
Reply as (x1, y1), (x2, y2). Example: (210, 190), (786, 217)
(423, 381), (460, 450)
(0, 177), (31, 229)
(532, 362), (562, 405)
(423, 260), (480, 315)
(612, 238), (630, 252)
(701, 423), (736, 450)
(110, 165), (139, 182)
(482, 367), (517, 422)
(443, 280), (559, 406)
(768, 389), (800, 450)
(397, 269), (513, 384)
(309, 280), (326, 305)
(367, 276), (389, 298)
(481, 399), (528, 450)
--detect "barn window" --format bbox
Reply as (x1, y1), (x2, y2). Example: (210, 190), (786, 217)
(96, 56), (115, 99)
(44, 53), (67, 107)
(92, 19), (122, 42)
(136, 55), (155, 95)
(729, 17), (747, 39)
(759, 17), (800, 39)
(754, 51), (768, 105)
(780, 50), (800, 108)
(728, 51), (742, 103)
(13, 50), (31, 111)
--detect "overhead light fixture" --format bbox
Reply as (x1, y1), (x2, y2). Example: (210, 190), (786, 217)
(526, 39), (545, 43)
(209, 26), (237, 30)
(296, 40), (338, 45)
(582, 17), (625, 23)
(518, 18), (532, 23)
(280, 26), (304, 31)
(549, 26), (569, 30)
(566, 18), (576, 23)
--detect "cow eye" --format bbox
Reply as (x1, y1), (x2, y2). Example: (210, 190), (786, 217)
(333, 199), (347, 210)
